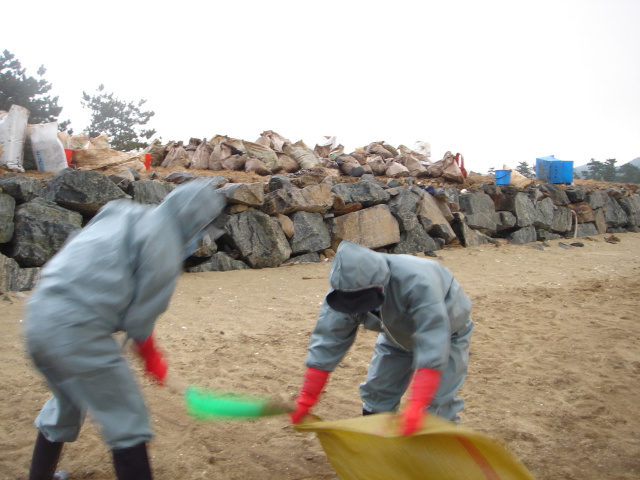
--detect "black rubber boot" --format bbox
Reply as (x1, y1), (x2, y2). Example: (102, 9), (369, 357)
(112, 442), (153, 480)
(28, 431), (64, 480)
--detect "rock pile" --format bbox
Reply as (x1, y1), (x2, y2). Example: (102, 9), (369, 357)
(148, 132), (466, 184)
(1, 166), (639, 293)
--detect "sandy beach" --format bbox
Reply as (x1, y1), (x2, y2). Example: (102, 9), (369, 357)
(1, 233), (639, 480)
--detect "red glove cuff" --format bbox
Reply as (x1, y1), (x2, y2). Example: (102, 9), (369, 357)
(298, 367), (330, 405)
(136, 333), (168, 385)
(408, 368), (442, 408)
(290, 368), (330, 424)
(136, 334), (158, 357)
(398, 368), (441, 435)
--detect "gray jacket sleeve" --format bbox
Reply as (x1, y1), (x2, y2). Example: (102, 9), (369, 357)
(122, 217), (182, 342)
(403, 277), (471, 371)
(393, 265), (456, 371)
(305, 301), (360, 372)
(407, 296), (452, 371)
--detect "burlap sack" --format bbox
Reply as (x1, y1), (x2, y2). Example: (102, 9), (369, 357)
(72, 148), (146, 173)
(284, 141), (321, 170)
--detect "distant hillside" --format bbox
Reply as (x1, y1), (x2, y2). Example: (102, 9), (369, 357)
(628, 157), (640, 168)
(574, 163), (589, 175)
(574, 157), (640, 174)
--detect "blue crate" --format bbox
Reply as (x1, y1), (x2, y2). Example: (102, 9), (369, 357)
(536, 155), (574, 183)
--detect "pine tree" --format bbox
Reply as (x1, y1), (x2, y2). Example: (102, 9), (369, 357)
(81, 84), (156, 151)
(601, 159), (618, 182)
(0, 49), (70, 129)
(515, 161), (533, 178)
(617, 163), (640, 184)
(584, 159), (605, 180)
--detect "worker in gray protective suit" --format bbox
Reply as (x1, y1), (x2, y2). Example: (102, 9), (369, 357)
(24, 179), (227, 480)
(290, 241), (473, 435)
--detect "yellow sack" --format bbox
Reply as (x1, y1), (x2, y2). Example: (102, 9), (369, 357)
(295, 413), (536, 480)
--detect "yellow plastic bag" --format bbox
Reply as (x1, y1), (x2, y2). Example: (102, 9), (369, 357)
(295, 413), (536, 480)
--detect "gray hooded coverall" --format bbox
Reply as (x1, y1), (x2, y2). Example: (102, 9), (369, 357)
(24, 179), (226, 449)
(305, 241), (473, 421)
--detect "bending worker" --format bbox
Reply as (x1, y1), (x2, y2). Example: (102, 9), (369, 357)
(24, 179), (226, 480)
(290, 241), (474, 434)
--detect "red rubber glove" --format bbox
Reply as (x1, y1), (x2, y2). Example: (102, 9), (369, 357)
(397, 368), (441, 435)
(135, 333), (168, 385)
(289, 367), (330, 424)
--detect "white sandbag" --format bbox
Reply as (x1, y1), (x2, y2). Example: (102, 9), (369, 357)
(0, 105), (30, 172)
(29, 122), (68, 172)
(413, 140), (431, 158)
(316, 135), (338, 150)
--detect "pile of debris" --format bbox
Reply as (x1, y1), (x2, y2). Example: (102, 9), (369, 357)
(145, 131), (467, 183)
(1, 103), (467, 183)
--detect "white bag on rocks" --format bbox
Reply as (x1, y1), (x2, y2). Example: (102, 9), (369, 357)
(413, 140), (431, 158)
(0, 105), (30, 172)
(29, 122), (68, 172)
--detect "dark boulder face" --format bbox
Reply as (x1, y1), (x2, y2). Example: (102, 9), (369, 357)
(331, 181), (391, 208)
(8, 198), (83, 267)
(128, 180), (176, 205)
(289, 211), (331, 255)
(0, 193), (16, 243)
(225, 209), (292, 268)
(0, 176), (44, 204)
(43, 169), (128, 215)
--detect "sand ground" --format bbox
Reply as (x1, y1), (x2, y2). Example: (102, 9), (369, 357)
(1, 233), (639, 480)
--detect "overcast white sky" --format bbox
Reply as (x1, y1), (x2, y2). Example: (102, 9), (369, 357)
(2, 0), (639, 173)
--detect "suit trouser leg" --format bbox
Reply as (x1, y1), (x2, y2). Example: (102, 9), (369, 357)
(360, 320), (473, 421)
(360, 333), (414, 413)
(429, 319), (474, 422)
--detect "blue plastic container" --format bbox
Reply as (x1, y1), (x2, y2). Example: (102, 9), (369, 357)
(495, 169), (511, 185)
(536, 155), (574, 183)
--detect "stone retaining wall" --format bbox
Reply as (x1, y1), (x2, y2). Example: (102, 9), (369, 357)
(1, 168), (639, 293)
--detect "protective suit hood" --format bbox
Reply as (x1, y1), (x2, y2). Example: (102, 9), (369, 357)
(329, 241), (390, 292)
(155, 179), (226, 245)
